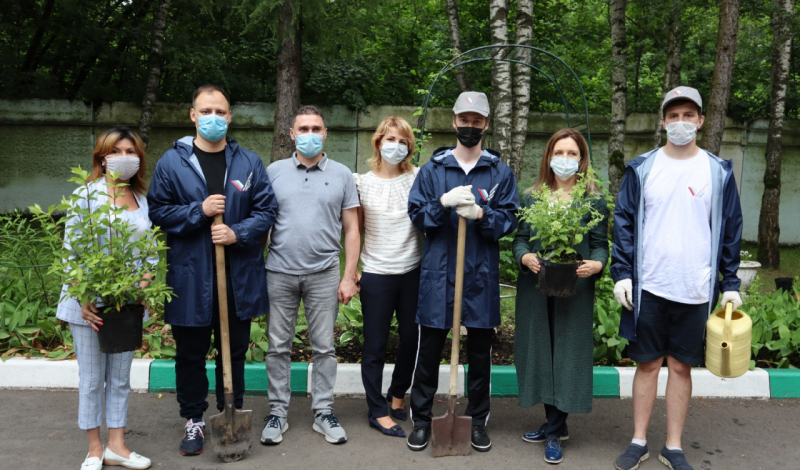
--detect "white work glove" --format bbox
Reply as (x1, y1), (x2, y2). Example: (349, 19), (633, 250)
(456, 203), (481, 220)
(613, 279), (633, 311)
(440, 185), (475, 208)
(720, 291), (742, 310)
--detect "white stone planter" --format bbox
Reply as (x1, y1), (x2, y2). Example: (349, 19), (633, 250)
(737, 261), (761, 291)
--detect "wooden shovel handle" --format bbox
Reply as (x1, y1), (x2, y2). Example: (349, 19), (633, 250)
(449, 216), (467, 396)
(213, 214), (234, 395)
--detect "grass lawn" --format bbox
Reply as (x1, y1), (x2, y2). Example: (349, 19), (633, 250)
(741, 242), (800, 293)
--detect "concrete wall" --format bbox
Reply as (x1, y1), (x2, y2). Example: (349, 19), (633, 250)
(1, 99), (798, 243)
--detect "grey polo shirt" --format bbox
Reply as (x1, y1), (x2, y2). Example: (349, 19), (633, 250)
(265, 153), (360, 275)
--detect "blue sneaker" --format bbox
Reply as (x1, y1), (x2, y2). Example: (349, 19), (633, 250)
(522, 423), (569, 443)
(615, 443), (649, 470)
(180, 418), (205, 456)
(658, 447), (694, 470)
(544, 437), (563, 464)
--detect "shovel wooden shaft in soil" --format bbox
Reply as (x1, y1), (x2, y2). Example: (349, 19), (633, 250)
(207, 214), (253, 462)
(431, 216), (471, 457)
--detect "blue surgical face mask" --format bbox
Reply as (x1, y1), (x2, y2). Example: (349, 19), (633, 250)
(295, 133), (324, 158)
(550, 157), (580, 181)
(196, 114), (228, 142)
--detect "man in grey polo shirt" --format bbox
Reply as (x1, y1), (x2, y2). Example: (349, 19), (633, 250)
(261, 105), (360, 446)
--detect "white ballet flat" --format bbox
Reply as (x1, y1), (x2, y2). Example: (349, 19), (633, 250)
(103, 447), (152, 469)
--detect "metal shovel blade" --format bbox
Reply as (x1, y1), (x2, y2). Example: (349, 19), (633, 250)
(430, 395), (472, 457)
(207, 399), (253, 462)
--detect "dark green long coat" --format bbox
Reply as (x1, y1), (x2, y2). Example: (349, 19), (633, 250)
(513, 195), (609, 413)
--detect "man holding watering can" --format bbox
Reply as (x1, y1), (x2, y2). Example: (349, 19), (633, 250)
(611, 86), (743, 470)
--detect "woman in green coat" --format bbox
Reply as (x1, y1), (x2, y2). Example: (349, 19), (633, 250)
(513, 128), (609, 465)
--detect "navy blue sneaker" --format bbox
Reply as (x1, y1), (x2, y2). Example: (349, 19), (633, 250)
(522, 423), (569, 443)
(615, 443), (649, 470)
(544, 437), (563, 464)
(180, 418), (205, 456)
(658, 447), (694, 470)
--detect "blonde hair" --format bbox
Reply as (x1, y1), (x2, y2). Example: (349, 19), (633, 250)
(369, 116), (416, 173)
(527, 128), (597, 195)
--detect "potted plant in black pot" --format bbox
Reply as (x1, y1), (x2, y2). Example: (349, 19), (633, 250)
(32, 167), (172, 353)
(518, 169), (610, 297)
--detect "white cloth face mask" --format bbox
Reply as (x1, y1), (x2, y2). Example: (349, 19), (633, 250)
(105, 155), (140, 180)
(550, 157), (580, 181)
(665, 121), (697, 146)
(380, 142), (409, 166)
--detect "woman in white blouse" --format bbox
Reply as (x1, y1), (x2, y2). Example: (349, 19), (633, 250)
(56, 128), (154, 470)
(354, 116), (423, 437)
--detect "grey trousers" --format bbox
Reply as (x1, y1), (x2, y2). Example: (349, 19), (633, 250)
(266, 262), (340, 418)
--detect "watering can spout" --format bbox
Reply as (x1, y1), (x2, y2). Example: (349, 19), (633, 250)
(705, 301), (751, 379)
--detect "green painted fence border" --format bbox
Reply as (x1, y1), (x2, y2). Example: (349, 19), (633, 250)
(148, 360), (308, 397)
(463, 365), (620, 398)
(766, 369), (800, 398)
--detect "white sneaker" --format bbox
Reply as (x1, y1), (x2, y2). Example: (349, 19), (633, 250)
(81, 448), (103, 470)
(103, 447), (152, 469)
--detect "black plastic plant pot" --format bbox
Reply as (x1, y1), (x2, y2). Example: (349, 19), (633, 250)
(537, 255), (583, 298)
(775, 277), (794, 293)
(96, 304), (144, 353)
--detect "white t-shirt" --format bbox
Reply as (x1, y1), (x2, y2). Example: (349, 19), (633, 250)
(641, 148), (713, 304)
(457, 159), (477, 175)
(353, 168), (423, 275)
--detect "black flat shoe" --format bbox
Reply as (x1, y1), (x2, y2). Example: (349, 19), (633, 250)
(386, 392), (408, 421)
(368, 413), (406, 438)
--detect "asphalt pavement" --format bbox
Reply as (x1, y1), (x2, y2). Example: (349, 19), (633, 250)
(0, 390), (797, 470)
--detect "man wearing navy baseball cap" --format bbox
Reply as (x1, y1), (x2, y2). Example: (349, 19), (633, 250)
(405, 91), (520, 453)
(611, 86), (743, 470)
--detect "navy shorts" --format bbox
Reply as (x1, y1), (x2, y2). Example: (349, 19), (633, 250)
(628, 290), (709, 366)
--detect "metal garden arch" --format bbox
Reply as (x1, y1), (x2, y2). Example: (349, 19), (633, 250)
(416, 44), (594, 163)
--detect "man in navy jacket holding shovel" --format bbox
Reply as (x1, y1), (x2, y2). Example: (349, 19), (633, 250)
(406, 91), (519, 453)
(148, 85), (276, 457)
(611, 86), (743, 470)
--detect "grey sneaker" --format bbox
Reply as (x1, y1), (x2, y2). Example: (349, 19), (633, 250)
(313, 411), (347, 444)
(615, 443), (649, 470)
(260, 414), (288, 445)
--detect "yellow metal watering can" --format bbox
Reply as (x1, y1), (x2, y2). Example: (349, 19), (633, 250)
(705, 302), (752, 378)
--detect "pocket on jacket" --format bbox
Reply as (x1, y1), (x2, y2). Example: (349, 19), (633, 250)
(418, 269), (446, 313)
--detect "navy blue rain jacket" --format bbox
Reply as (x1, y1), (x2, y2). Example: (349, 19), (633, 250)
(408, 147), (519, 329)
(147, 136), (277, 327)
(610, 149), (743, 342)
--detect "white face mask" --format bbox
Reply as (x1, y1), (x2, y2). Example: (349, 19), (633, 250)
(665, 121), (698, 146)
(380, 142), (409, 166)
(550, 157), (580, 181)
(105, 155), (140, 180)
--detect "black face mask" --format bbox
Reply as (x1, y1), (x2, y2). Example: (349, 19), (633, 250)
(456, 126), (484, 148)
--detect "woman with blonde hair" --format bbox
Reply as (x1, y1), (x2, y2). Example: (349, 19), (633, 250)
(353, 116), (423, 437)
(513, 128), (609, 465)
(56, 127), (154, 470)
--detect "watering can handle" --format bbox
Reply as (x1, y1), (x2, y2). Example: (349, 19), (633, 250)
(723, 301), (734, 340)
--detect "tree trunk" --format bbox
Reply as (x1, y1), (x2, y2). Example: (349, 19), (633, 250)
(607, 0), (627, 199)
(272, 0), (302, 162)
(445, 0), (471, 92)
(20, 0), (56, 73)
(700, 0), (741, 156)
(757, 0), (793, 269)
(654, 3), (682, 148)
(489, 0), (512, 161)
(138, 0), (171, 147)
(509, 0), (533, 180)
